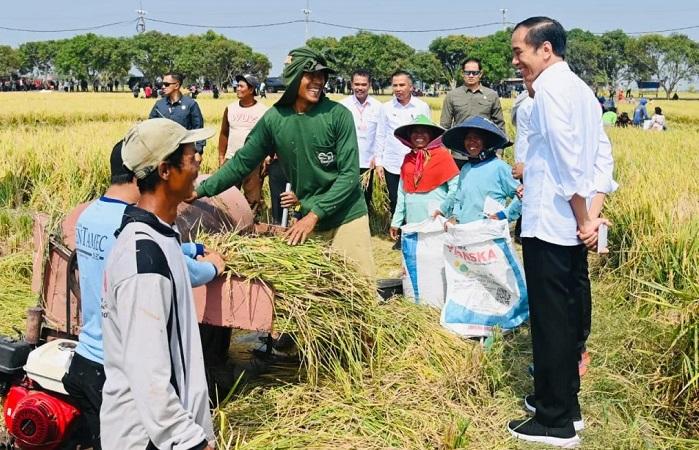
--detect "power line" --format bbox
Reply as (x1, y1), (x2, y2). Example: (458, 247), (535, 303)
(0, 19), (136, 33)
(145, 17), (506, 33)
(0, 15), (697, 36)
(309, 19), (506, 33)
(622, 25), (699, 35)
(146, 17), (304, 29)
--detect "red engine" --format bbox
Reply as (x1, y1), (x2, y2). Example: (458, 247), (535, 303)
(3, 385), (80, 450)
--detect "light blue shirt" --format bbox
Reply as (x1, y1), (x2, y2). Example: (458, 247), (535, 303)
(74, 197), (216, 364)
(440, 158), (521, 224)
(391, 177), (458, 228)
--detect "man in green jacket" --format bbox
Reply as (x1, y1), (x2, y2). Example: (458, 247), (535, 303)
(192, 47), (375, 278)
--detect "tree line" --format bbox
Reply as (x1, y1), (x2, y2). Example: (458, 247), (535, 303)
(1, 28), (697, 98)
(0, 30), (272, 90)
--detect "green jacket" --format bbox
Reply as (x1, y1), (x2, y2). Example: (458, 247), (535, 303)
(196, 97), (367, 231)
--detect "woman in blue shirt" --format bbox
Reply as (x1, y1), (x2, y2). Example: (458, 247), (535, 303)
(436, 116), (521, 224)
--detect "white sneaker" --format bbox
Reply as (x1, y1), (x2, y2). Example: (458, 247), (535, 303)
(524, 395), (585, 432)
(508, 418), (581, 448)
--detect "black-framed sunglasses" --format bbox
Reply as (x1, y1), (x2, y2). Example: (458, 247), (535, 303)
(162, 81), (178, 87)
(463, 70), (481, 76)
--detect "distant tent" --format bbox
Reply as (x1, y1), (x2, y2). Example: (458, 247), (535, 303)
(637, 80), (661, 98)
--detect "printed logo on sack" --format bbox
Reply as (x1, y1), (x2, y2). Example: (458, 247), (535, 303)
(453, 260), (469, 273)
(317, 152), (335, 166)
(446, 245), (498, 265)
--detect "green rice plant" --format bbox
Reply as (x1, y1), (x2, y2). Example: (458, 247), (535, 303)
(0, 251), (36, 336)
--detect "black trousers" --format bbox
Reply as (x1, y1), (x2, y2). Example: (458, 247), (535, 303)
(385, 171), (400, 218)
(62, 353), (106, 450)
(268, 159), (288, 225)
(522, 237), (586, 428)
(574, 251), (591, 356)
(359, 167), (373, 211)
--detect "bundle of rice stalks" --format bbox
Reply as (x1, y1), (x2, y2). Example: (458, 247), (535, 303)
(203, 234), (379, 385)
(360, 170), (392, 234)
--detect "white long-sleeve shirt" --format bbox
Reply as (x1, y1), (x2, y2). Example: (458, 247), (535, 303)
(340, 95), (381, 169)
(522, 61), (609, 246)
(375, 95), (431, 174)
(512, 92), (534, 164)
(515, 91), (616, 196)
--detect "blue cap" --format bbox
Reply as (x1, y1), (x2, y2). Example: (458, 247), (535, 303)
(442, 116), (512, 156)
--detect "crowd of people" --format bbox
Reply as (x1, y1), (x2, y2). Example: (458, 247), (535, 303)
(60, 15), (617, 449)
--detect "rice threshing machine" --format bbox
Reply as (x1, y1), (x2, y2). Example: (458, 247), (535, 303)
(0, 182), (278, 449)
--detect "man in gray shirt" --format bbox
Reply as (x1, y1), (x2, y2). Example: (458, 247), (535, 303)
(440, 58), (505, 167)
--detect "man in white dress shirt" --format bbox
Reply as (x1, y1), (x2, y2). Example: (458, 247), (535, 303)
(507, 17), (611, 448)
(340, 69), (381, 209)
(375, 70), (430, 245)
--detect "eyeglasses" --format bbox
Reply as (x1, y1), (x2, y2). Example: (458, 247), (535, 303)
(162, 82), (178, 87)
(463, 70), (481, 76)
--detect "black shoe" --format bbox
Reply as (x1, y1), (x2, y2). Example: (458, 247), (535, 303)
(508, 418), (580, 448)
(523, 395), (584, 431)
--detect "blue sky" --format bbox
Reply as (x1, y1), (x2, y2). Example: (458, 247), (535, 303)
(2, 0), (698, 75)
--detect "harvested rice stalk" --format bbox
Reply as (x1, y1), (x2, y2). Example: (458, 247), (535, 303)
(202, 234), (379, 385)
(217, 299), (492, 449)
(359, 170), (391, 234)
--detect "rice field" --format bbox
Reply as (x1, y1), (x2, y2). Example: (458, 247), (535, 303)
(0, 90), (698, 448)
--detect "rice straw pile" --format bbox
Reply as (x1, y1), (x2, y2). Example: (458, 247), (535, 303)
(203, 234), (379, 385)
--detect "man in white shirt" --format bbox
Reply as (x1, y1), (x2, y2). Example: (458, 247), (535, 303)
(340, 69), (381, 208)
(375, 70), (430, 243)
(507, 17), (610, 448)
(510, 85), (534, 243)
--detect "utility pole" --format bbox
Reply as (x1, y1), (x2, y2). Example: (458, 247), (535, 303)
(500, 8), (508, 31)
(136, 1), (147, 34)
(302, 0), (311, 42)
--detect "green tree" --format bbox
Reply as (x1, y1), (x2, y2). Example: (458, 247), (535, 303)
(566, 29), (606, 93)
(131, 31), (179, 83)
(0, 46), (21, 77)
(100, 37), (133, 84)
(174, 31), (271, 87)
(174, 33), (209, 82)
(629, 34), (699, 99)
(320, 31), (414, 83)
(242, 52), (272, 82)
(306, 37), (340, 53)
(468, 30), (516, 86)
(599, 30), (632, 88)
(407, 51), (444, 85)
(55, 34), (129, 84)
(19, 40), (60, 78)
(428, 35), (478, 88)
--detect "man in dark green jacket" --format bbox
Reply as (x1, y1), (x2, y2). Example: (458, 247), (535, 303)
(192, 47), (374, 277)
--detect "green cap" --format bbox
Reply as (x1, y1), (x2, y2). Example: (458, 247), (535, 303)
(393, 114), (445, 142)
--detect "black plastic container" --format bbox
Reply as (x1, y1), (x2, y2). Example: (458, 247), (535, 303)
(377, 278), (403, 300)
(0, 336), (31, 374)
